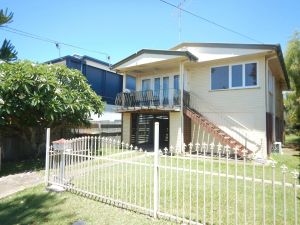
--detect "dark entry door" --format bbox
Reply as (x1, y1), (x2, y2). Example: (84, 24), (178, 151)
(131, 113), (169, 150)
(266, 112), (273, 155)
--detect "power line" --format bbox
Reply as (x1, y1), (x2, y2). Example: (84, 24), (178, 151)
(0, 26), (111, 60)
(159, 0), (264, 44)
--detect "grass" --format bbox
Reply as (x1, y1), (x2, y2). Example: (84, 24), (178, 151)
(1, 134), (298, 224)
(0, 158), (45, 178)
(47, 150), (300, 225)
(0, 185), (176, 225)
(285, 133), (300, 146)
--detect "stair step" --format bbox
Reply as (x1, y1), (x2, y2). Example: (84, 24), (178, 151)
(184, 106), (251, 155)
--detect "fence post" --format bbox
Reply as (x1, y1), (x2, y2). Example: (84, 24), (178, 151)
(45, 128), (50, 185)
(153, 122), (160, 218)
(59, 143), (65, 185)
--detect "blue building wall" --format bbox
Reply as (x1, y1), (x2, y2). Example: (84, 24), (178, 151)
(65, 57), (123, 105)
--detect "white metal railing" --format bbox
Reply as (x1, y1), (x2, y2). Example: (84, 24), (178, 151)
(115, 88), (181, 110)
(45, 125), (299, 225)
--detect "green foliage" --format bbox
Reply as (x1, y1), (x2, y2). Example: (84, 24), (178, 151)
(0, 39), (17, 62)
(285, 31), (300, 130)
(0, 61), (104, 153)
(0, 8), (17, 62)
(0, 8), (13, 25)
(0, 61), (104, 127)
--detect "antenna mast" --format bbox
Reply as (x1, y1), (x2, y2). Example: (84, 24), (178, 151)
(177, 0), (188, 42)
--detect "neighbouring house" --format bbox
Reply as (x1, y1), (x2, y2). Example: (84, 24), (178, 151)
(112, 43), (290, 158)
(46, 55), (136, 137)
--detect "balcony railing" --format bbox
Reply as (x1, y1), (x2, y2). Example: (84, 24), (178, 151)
(115, 89), (181, 110)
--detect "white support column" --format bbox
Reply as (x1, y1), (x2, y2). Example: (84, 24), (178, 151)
(272, 75), (276, 142)
(45, 128), (50, 185)
(180, 62), (184, 153)
(153, 122), (160, 218)
(123, 74), (127, 91)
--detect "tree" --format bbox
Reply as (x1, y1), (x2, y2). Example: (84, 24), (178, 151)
(0, 61), (104, 156)
(0, 39), (17, 61)
(0, 8), (13, 25)
(0, 8), (17, 62)
(285, 31), (300, 131)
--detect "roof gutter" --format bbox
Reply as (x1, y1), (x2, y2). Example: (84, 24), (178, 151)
(274, 45), (290, 90)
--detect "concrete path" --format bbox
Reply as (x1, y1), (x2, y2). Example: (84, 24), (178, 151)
(0, 171), (43, 199)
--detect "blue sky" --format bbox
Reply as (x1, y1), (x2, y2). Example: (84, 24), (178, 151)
(0, 0), (299, 64)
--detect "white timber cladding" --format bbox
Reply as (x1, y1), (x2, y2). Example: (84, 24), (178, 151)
(119, 53), (182, 69)
(174, 46), (271, 63)
(169, 112), (182, 150)
(188, 55), (267, 157)
(122, 112), (131, 144)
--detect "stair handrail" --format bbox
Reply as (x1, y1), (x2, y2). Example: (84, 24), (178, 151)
(183, 90), (252, 148)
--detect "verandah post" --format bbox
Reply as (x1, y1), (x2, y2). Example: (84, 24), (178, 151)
(153, 122), (160, 218)
(45, 128), (50, 185)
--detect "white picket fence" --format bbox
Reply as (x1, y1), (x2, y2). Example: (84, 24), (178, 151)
(45, 125), (299, 225)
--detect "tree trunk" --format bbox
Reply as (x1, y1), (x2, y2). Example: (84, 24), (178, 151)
(20, 127), (46, 158)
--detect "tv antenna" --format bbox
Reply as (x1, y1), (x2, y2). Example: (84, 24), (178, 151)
(177, 0), (189, 42)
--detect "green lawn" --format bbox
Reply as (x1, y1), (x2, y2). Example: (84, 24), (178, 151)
(46, 151), (299, 225)
(0, 185), (176, 225)
(285, 133), (300, 146)
(0, 134), (299, 225)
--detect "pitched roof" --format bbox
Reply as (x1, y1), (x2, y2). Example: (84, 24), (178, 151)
(45, 55), (109, 67)
(111, 49), (198, 69)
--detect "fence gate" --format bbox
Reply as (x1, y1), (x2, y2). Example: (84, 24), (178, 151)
(45, 126), (300, 225)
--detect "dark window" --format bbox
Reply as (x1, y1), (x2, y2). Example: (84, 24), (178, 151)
(142, 79), (151, 91)
(174, 75), (179, 90)
(231, 64), (243, 87)
(211, 66), (229, 90)
(245, 63), (257, 86)
(126, 75), (136, 91)
(154, 78), (160, 97)
(154, 78), (160, 91)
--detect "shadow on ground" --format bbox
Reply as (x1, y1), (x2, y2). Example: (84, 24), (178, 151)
(0, 158), (44, 177)
(0, 189), (72, 225)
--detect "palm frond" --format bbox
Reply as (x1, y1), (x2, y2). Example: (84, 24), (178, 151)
(0, 8), (13, 26)
(0, 39), (18, 62)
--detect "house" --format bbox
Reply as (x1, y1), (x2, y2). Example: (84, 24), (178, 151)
(46, 55), (136, 137)
(112, 43), (289, 158)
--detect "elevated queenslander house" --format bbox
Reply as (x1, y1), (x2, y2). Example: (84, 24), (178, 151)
(112, 43), (290, 158)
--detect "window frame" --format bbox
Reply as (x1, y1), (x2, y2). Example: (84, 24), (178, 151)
(210, 61), (259, 91)
(210, 65), (229, 90)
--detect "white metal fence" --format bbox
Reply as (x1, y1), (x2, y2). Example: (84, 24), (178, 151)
(45, 125), (299, 225)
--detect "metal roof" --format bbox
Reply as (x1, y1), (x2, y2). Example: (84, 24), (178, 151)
(45, 55), (109, 67)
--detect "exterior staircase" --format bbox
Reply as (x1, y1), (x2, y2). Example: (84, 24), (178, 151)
(183, 91), (250, 156)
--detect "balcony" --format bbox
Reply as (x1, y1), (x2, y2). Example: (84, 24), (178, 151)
(115, 89), (181, 112)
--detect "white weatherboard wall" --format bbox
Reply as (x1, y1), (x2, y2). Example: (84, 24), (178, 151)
(169, 112), (182, 151)
(188, 55), (267, 157)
